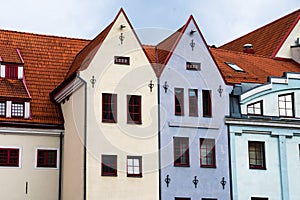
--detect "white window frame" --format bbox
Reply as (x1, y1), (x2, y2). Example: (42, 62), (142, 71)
(34, 147), (59, 169)
(0, 146), (22, 168)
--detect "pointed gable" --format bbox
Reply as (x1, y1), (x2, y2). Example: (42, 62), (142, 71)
(220, 9), (300, 58)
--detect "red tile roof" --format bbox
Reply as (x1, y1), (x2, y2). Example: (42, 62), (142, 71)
(0, 29), (88, 126)
(220, 9), (300, 58)
(211, 48), (300, 85)
(0, 79), (30, 99)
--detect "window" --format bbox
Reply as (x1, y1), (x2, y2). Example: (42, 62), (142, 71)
(127, 95), (142, 124)
(175, 88), (184, 116)
(102, 93), (117, 123)
(189, 89), (198, 116)
(251, 197), (268, 200)
(225, 62), (244, 72)
(6, 65), (18, 79)
(114, 56), (130, 65)
(175, 198), (191, 200)
(101, 155), (117, 176)
(186, 62), (200, 71)
(127, 156), (142, 177)
(202, 199), (217, 200)
(200, 138), (216, 168)
(11, 102), (24, 117)
(278, 93), (294, 117)
(247, 101), (262, 115)
(174, 137), (189, 167)
(0, 148), (19, 167)
(0, 102), (5, 116)
(37, 149), (57, 168)
(248, 141), (266, 169)
(202, 90), (212, 117)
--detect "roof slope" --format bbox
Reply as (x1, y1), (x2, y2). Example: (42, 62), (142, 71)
(220, 9), (300, 57)
(0, 29), (88, 126)
(211, 48), (300, 85)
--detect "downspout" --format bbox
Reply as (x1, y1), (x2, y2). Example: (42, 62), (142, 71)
(156, 46), (162, 200)
(58, 131), (63, 200)
(78, 76), (87, 200)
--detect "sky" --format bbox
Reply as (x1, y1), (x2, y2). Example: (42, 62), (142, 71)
(0, 0), (299, 46)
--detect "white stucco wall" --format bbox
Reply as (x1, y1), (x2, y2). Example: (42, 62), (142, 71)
(0, 133), (60, 200)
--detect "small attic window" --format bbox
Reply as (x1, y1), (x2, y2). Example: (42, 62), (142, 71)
(225, 62), (244, 72)
(114, 56), (130, 65)
(186, 62), (200, 71)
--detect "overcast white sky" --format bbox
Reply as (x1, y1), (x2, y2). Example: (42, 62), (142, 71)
(0, 0), (299, 46)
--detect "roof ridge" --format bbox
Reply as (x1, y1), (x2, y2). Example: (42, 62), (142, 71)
(0, 28), (90, 42)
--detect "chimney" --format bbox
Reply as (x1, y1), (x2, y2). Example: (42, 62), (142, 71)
(243, 44), (254, 54)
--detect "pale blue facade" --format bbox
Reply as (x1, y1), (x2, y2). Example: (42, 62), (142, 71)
(158, 16), (232, 200)
(227, 73), (300, 200)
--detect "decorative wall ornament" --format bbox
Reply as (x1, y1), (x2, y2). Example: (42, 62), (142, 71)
(148, 80), (154, 92)
(90, 76), (96, 88)
(190, 39), (195, 51)
(220, 177), (226, 189)
(163, 81), (169, 93)
(119, 33), (125, 44)
(217, 85), (223, 97)
(165, 174), (171, 187)
(192, 176), (199, 188)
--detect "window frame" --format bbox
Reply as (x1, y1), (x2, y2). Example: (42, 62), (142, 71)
(278, 93), (294, 117)
(173, 137), (190, 167)
(200, 138), (216, 168)
(0, 147), (20, 167)
(36, 148), (58, 168)
(11, 102), (24, 118)
(247, 100), (263, 115)
(186, 62), (200, 71)
(0, 101), (6, 117)
(5, 65), (18, 79)
(102, 93), (117, 123)
(202, 90), (212, 117)
(101, 155), (117, 176)
(248, 141), (266, 170)
(175, 88), (184, 116)
(251, 197), (268, 200)
(114, 56), (130, 65)
(127, 95), (142, 124)
(127, 156), (142, 177)
(189, 89), (198, 117)
(175, 198), (191, 200)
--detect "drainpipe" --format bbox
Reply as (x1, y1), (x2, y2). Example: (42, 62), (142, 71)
(58, 131), (63, 200)
(78, 76), (87, 200)
(157, 77), (161, 200)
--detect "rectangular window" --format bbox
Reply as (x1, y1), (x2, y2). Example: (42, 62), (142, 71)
(127, 95), (142, 124)
(189, 89), (198, 116)
(127, 156), (142, 177)
(247, 101), (262, 115)
(251, 198), (268, 200)
(186, 62), (200, 71)
(202, 90), (212, 117)
(114, 56), (130, 65)
(278, 93), (294, 117)
(6, 65), (18, 79)
(248, 141), (266, 169)
(175, 88), (184, 116)
(174, 137), (189, 167)
(200, 138), (216, 168)
(175, 198), (191, 200)
(102, 93), (117, 123)
(101, 155), (117, 176)
(0, 102), (5, 116)
(37, 149), (57, 168)
(202, 199), (218, 200)
(11, 102), (24, 117)
(0, 148), (19, 167)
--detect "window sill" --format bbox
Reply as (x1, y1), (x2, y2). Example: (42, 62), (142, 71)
(174, 164), (190, 168)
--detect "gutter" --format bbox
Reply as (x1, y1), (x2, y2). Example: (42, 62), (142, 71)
(157, 78), (161, 200)
(58, 131), (63, 200)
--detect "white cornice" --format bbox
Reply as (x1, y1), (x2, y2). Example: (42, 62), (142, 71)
(225, 118), (300, 129)
(0, 127), (63, 136)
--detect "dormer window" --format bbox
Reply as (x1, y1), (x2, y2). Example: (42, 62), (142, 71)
(0, 64), (23, 79)
(247, 101), (262, 115)
(0, 102), (5, 116)
(11, 102), (24, 117)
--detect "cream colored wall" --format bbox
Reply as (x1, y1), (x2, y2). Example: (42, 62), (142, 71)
(276, 20), (300, 58)
(79, 12), (159, 200)
(60, 85), (85, 200)
(0, 133), (59, 200)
